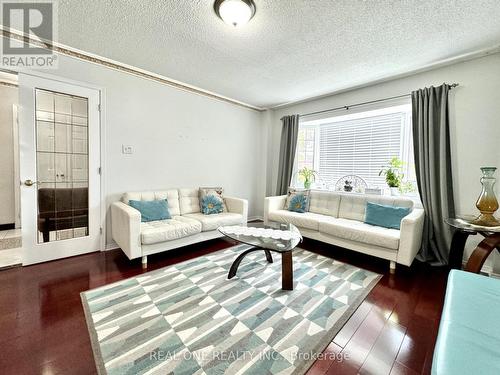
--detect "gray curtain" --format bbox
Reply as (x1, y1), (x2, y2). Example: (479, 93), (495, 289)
(411, 84), (456, 265)
(276, 115), (300, 195)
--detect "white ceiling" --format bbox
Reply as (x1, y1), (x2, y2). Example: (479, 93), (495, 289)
(57, 0), (500, 108)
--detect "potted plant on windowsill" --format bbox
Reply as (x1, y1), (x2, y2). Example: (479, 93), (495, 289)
(379, 157), (404, 196)
(298, 167), (318, 189)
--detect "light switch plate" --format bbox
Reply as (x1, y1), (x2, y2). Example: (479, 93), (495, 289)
(122, 145), (133, 154)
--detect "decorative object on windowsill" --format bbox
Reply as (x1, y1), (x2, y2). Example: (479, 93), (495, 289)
(472, 167), (499, 226)
(334, 175), (367, 193)
(298, 167), (318, 189)
(378, 157), (416, 196)
(344, 180), (353, 192)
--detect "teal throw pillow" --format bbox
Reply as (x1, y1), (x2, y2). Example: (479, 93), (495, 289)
(288, 193), (309, 213)
(201, 194), (224, 215)
(199, 187), (227, 212)
(364, 201), (411, 230)
(285, 188), (311, 213)
(129, 199), (171, 222)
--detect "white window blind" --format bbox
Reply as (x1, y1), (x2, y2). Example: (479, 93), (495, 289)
(294, 103), (416, 192)
(318, 112), (403, 187)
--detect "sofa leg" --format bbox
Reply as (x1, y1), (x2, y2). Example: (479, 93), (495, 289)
(142, 256), (148, 269)
(389, 261), (396, 273)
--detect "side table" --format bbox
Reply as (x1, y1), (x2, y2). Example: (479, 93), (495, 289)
(446, 216), (500, 272)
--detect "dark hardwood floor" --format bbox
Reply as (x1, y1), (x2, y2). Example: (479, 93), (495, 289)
(0, 238), (448, 375)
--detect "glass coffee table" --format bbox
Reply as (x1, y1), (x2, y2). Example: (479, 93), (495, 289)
(218, 222), (302, 290)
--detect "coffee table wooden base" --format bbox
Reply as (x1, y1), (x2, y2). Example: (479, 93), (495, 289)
(228, 247), (294, 290)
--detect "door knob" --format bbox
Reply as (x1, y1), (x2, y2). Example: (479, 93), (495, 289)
(24, 179), (37, 186)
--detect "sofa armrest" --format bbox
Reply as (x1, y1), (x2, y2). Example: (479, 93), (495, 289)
(111, 202), (142, 260)
(225, 196), (248, 223)
(264, 195), (287, 225)
(397, 208), (425, 266)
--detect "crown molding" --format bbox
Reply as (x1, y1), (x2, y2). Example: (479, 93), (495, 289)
(0, 27), (264, 112)
(268, 44), (500, 111)
(4, 26), (498, 113)
(0, 80), (17, 88)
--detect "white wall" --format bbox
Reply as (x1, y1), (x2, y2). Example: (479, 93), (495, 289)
(266, 53), (500, 271)
(13, 48), (265, 245)
(7, 38), (499, 270)
(0, 85), (17, 225)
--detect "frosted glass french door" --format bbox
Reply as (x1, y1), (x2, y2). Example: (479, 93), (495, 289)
(19, 74), (101, 265)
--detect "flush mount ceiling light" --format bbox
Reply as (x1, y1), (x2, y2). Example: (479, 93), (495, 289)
(214, 0), (256, 27)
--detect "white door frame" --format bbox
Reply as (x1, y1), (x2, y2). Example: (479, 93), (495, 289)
(18, 71), (106, 264)
(12, 104), (20, 228)
(19, 71), (107, 254)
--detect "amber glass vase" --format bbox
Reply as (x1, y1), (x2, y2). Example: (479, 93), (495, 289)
(473, 167), (499, 226)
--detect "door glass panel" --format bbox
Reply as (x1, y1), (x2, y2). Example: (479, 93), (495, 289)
(36, 121), (54, 152)
(35, 89), (89, 243)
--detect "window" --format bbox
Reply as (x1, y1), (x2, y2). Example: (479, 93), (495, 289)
(296, 127), (316, 171)
(293, 102), (416, 194)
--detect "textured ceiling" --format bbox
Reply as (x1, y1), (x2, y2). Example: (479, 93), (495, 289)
(57, 0), (500, 108)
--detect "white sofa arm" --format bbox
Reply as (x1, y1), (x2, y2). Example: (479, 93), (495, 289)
(397, 208), (425, 266)
(264, 195), (287, 225)
(111, 202), (142, 260)
(225, 196), (248, 223)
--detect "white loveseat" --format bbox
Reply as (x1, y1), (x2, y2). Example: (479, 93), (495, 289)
(264, 191), (424, 269)
(111, 188), (248, 267)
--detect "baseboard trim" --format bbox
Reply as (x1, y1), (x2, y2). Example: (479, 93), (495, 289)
(104, 241), (118, 251)
(0, 223), (15, 231)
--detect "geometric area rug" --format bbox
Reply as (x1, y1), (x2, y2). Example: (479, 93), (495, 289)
(81, 245), (381, 375)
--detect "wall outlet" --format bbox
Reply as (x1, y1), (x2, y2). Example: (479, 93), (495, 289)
(122, 145), (133, 154)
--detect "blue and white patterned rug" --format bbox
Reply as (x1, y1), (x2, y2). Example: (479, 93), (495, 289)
(81, 245), (381, 375)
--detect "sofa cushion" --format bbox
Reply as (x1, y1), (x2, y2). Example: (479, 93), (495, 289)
(309, 190), (341, 217)
(179, 188), (201, 215)
(200, 194), (225, 215)
(199, 187), (227, 213)
(184, 212), (243, 231)
(365, 201), (411, 230)
(122, 189), (180, 216)
(338, 193), (413, 222)
(267, 210), (334, 231)
(287, 192), (309, 213)
(285, 188), (311, 212)
(140, 216), (202, 245)
(319, 218), (400, 250)
(129, 199), (171, 222)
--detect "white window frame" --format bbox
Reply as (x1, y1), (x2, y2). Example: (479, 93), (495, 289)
(293, 100), (417, 197)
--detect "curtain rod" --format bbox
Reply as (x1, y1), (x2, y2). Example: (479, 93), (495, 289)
(300, 83), (459, 118)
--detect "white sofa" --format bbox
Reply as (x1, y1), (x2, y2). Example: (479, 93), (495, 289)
(111, 188), (248, 267)
(264, 191), (424, 269)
